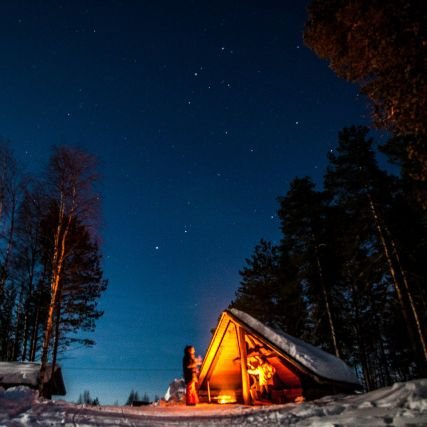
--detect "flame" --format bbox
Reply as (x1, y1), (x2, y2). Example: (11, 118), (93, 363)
(216, 394), (237, 404)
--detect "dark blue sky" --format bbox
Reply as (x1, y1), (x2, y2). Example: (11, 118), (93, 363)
(1, 1), (369, 403)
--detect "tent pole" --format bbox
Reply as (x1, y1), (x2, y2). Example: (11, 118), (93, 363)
(237, 326), (250, 404)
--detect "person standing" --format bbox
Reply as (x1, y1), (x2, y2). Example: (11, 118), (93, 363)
(183, 345), (202, 405)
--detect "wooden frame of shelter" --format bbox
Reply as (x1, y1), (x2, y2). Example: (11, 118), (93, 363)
(197, 309), (360, 405)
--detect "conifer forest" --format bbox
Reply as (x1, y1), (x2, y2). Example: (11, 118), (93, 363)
(232, 0), (427, 391)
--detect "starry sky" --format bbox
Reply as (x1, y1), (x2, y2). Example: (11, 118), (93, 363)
(1, 1), (369, 404)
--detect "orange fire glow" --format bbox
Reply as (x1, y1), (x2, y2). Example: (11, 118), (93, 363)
(216, 394), (237, 404)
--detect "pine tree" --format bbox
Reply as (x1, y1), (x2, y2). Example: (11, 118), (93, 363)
(324, 126), (426, 377)
(77, 390), (99, 405)
(125, 390), (140, 405)
(230, 239), (281, 326)
(230, 125), (426, 388)
(278, 177), (343, 356)
(304, 0), (427, 198)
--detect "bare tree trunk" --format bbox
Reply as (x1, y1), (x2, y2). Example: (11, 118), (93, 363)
(313, 237), (340, 358)
(39, 203), (70, 395)
(353, 312), (372, 390)
(21, 243), (37, 361)
(51, 287), (62, 375)
(29, 300), (40, 362)
(348, 276), (372, 390)
(21, 276), (35, 361)
(368, 195), (427, 366)
(390, 237), (427, 363)
(374, 316), (392, 386)
(12, 289), (23, 360)
(0, 194), (16, 301)
(21, 310), (29, 361)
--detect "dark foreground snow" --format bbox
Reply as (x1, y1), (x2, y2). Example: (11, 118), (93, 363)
(1, 379), (426, 426)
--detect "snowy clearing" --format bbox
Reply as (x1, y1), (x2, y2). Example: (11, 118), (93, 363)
(1, 378), (426, 426)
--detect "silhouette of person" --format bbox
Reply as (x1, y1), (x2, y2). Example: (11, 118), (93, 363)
(183, 345), (202, 405)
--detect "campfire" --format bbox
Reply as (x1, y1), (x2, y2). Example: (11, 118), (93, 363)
(215, 393), (237, 404)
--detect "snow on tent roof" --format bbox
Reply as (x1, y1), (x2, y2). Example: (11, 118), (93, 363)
(228, 308), (360, 385)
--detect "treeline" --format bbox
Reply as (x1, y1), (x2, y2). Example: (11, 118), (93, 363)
(77, 390), (101, 406)
(0, 143), (107, 388)
(125, 389), (157, 405)
(75, 389), (159, 406)
(231, 126), (426, 391)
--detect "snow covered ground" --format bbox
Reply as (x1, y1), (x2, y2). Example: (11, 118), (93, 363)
(1, 379), (426, 426)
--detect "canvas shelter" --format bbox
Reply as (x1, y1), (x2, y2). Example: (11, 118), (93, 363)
(198, 309), (360, 404)
(0, 362), (66, 398)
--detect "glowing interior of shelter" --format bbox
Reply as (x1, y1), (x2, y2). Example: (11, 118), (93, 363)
(198, 309), (360, 405)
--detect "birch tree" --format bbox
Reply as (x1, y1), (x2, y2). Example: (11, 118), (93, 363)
(39, 146), (101, 395)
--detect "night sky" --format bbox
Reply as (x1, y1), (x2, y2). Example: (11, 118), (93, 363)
(1, 1), (369, 404)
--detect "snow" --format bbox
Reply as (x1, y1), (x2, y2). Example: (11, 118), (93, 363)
(164, 378), (185, 402)
(229, 308), (360, 385)
(1, 379), (426, 426)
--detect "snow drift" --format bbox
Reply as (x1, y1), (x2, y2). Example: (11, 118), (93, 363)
(1, 379), (426, 426)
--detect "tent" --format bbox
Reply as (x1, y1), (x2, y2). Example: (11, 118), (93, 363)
(198, 309), (360, 404)
(0, 362), (66, 398)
